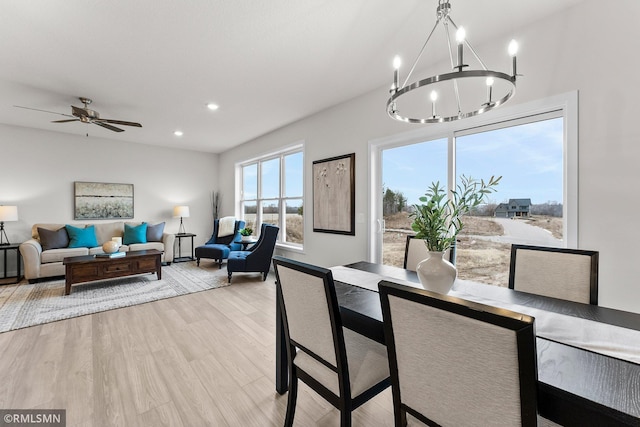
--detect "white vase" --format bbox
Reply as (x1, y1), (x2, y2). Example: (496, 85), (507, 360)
(416, 251), (457, 294)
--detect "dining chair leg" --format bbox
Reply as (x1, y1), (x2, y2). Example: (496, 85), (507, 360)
(340, 404), (352, 427)
(340, 411), (352, 427)
(284, 373), (298, 427)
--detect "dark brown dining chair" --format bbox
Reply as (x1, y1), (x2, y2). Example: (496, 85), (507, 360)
(272, 256), (390, 427)
(403, 235), (455, 271)
(508, 244), (599, 305)
(378, 279), (554, 427)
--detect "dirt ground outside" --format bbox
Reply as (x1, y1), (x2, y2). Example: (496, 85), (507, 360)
(383, 212), (563, 287)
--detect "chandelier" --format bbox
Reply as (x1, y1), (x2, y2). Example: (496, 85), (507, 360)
(387, 0), (519, 124)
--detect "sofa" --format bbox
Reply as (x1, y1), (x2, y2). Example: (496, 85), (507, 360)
(19, 221), (175, 283)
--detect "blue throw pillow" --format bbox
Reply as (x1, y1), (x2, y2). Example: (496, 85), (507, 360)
(65, 224), (98, 248)
(124, 223), (148, 245)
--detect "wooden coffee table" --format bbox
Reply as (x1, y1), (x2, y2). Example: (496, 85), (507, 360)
(63, 249), (162, 295)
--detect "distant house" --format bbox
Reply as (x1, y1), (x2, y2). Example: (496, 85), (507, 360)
(494, 198), (531, 218)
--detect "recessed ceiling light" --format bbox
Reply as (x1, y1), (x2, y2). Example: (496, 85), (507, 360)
(206, 103), (219, 111)
(174, 130), (183, 137)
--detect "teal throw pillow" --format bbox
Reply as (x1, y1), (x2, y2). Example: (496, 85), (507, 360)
(65, 224), (98, 248)
(124, 223), (148, 245)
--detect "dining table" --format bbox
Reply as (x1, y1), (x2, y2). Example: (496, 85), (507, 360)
(275, 261), (640, 427)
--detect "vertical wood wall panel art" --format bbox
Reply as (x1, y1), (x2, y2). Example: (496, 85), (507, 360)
(74, 181), (134, 219)
(313, 153), (355, 235)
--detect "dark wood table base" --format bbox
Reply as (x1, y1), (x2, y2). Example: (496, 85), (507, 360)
(63, 249), (162, 295)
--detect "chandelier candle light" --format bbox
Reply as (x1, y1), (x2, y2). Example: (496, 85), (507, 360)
(388, 0), (519, 124)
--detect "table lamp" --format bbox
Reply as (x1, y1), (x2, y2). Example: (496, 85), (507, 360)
(0, 205), (18, 245)
(173, 205), (190, 234)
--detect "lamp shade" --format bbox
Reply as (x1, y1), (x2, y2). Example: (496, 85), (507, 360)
(173, 205), (190, 218)
(0, 206), (18, 222)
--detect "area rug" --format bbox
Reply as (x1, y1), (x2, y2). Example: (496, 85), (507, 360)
(0, 261), (231, 333)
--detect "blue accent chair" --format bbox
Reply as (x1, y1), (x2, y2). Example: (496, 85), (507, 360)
(195, 219), (245, 269)
(227, 224), (279, 282)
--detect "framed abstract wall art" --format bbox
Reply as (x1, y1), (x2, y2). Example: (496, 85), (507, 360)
(74, 181), (134, 220)
(312, 153), (355, 235)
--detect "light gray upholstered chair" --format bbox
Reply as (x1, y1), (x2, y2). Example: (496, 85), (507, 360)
(379, 280), (553, 427)
(272, 256), (390, 427)
(403, 235), (455, 271)
(508, 244), (599, 305)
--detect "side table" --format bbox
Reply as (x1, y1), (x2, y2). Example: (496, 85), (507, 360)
(234, 237), (258, 251)
(174, 233), (196, 262)
(0, 244), (22, 285)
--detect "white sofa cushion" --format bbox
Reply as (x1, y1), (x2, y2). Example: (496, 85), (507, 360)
(129, 242), (164, 252)
(41, 247), (89, 264)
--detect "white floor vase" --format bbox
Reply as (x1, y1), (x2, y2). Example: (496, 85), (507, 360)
(416, 251), (457, 294)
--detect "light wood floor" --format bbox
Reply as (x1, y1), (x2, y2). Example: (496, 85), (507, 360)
(0, 272), (396, 427)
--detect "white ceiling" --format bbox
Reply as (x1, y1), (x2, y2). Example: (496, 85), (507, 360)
(0, 0), (586, 153)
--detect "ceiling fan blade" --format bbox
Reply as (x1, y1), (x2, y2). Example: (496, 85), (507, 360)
(94, 122), (125, 132)
(51, 119), (79, 123)
(96, 118), (142, 127)
(14, 105), (74, 118)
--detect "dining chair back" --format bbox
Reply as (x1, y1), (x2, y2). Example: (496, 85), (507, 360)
(379, 280), (539, 427)
(508, 244), (599, 305)
(404, 235), (455, 271)
(273, 256), (390, 427)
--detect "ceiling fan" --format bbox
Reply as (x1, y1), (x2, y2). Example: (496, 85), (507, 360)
(15, 97), (142, 132)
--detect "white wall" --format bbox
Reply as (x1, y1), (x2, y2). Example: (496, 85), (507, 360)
(0, 124), (220, 257)
(218, 0), (640, 313)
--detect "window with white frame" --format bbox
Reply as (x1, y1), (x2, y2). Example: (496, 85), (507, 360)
(238, 145), (304, 248)
(371, 92), (578, 286)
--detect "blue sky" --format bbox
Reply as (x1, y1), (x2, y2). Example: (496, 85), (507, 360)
(383, 117), (563, 206)
(243, 151), (303, 200)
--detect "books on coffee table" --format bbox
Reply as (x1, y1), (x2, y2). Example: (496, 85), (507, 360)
(95, 251), (126, 258)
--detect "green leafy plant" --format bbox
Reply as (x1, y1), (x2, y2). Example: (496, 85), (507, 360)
(239, 227), (253, 236)
(410, 175), (501, 252)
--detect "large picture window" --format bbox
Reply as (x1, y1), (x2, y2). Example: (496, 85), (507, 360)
(238, 144), (304, 248)
(370, 92), (577, 287)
